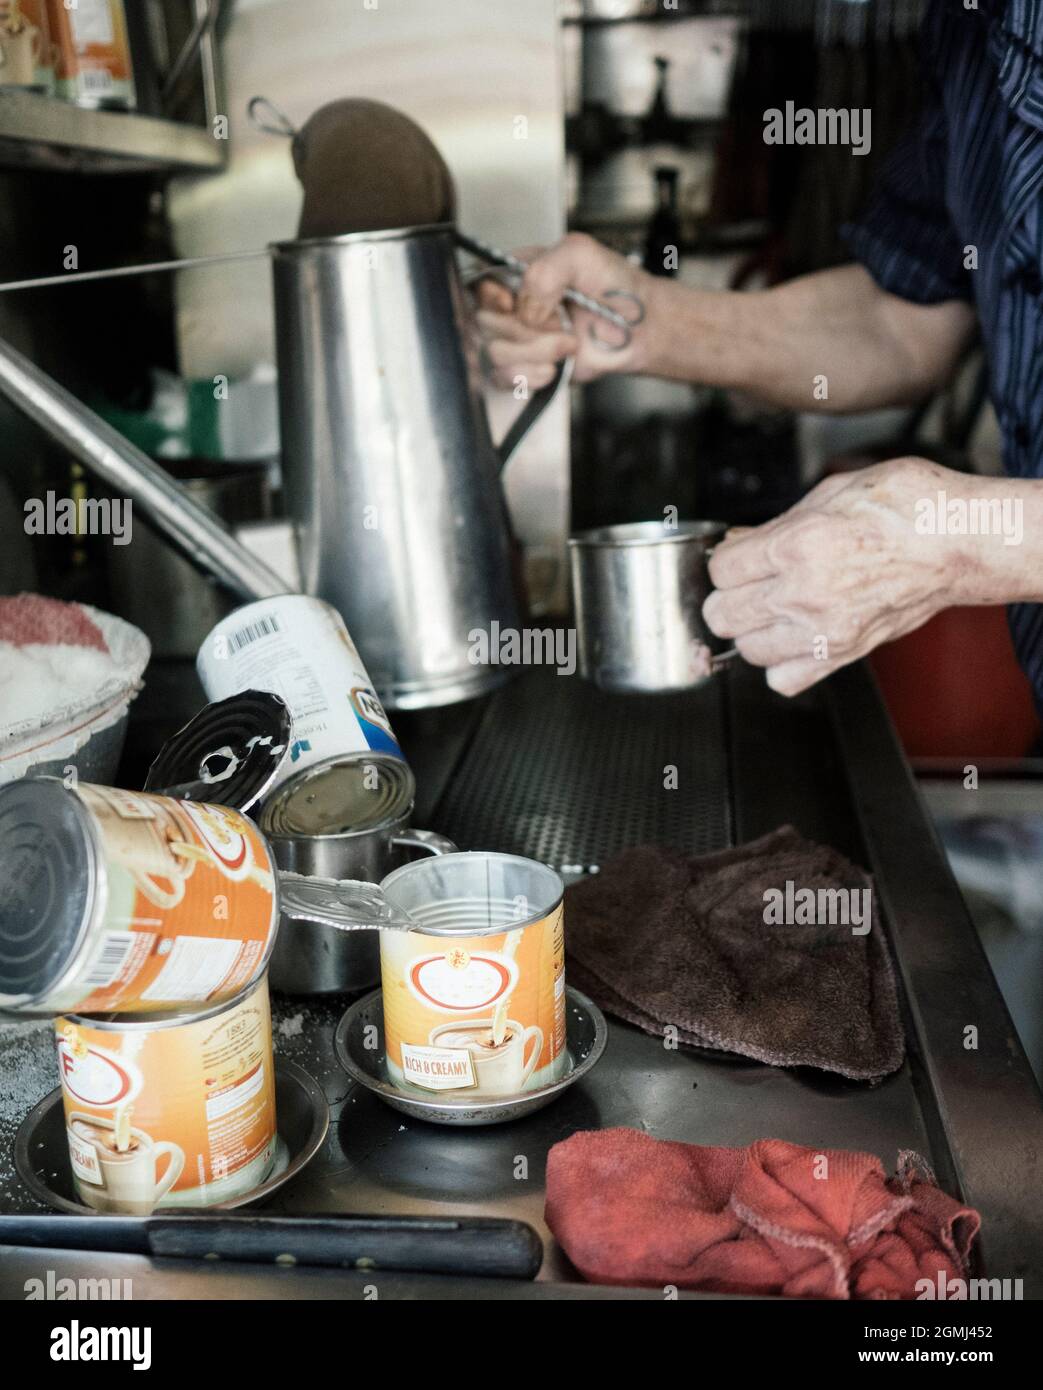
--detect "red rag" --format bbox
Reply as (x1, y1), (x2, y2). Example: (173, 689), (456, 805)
(544, 1128), (980, 1299)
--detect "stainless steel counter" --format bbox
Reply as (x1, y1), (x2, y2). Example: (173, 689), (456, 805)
(1, 661), (1041, 1298)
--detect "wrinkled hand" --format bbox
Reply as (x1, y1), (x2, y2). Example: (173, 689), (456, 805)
(474, 232), (650, 389)
(702, 457), (989, 696)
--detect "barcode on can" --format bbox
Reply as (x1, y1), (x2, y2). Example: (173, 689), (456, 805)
(81, 70), (115, 94)
(81, 932), (136, 989)
(228, 614), (282, 653)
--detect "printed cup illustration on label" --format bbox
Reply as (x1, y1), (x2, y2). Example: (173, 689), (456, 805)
(377, 853), (567, 1101)
(66, 1112), (184, 1215)
(428, 1018), (543, 1095)
(101, 796), (199, 909)
(55, 977), (277, 1214)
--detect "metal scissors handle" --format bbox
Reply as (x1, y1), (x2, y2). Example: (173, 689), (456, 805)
(456, 232), (644, 353)
(247, 95), (299, 139)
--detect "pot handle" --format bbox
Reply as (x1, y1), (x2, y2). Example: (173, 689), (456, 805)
(390, 828), (457, 859)
(278, 872), (414, 934)
(461, 264), (574, 472)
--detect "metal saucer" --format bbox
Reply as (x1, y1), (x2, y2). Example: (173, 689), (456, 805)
(334, 986), (608, 1126)
(14, 1061), (329, 1216)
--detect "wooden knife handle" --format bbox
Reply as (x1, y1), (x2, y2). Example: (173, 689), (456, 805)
(148, 1213), (543, 1280)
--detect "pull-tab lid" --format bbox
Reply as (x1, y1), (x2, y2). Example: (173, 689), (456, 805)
(260, 753), (414, 839)
(277, 872), (414, 933)
(145, 691), (291, 813)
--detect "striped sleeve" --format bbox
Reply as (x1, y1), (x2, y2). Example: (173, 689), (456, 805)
(843, 103), (974, 305)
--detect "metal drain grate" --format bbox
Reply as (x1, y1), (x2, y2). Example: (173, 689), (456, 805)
(432, 669), (732, 867)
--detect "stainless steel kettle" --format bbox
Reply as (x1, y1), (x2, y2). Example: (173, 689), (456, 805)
(270, 224), (559, 709)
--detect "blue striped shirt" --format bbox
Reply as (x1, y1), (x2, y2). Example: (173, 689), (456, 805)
(845, 0), (1043, 701)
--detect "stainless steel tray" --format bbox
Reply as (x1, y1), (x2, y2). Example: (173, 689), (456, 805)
(1, 664), (1041, 1298)
(334, 986), (608, 1125)
(14, 1061), (328, 1216)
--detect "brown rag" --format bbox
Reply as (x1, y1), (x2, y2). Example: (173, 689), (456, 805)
(564, 828), (904, 1081)
(292, 99), (456, 239)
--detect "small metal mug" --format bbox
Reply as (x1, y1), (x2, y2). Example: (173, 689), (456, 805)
(265, 814), (456, 995)
(568, 520), (736, 693)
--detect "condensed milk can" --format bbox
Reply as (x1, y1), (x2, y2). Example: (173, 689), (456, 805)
(0, 780), (279, 1015)
(56, 976), (277, 1214)
(197, 595), (405, 793)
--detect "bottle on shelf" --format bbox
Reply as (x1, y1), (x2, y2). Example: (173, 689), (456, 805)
(643, 166), (681, 277)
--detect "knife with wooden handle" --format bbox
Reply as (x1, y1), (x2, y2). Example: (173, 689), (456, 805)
(0, 1213), (544, 1280)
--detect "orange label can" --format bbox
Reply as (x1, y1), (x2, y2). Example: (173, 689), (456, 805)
(45, 0), (134, 107)
(56, 977), (277, 1214)
(381, 905), (567, 1098)
(0, 780), (278, 1015)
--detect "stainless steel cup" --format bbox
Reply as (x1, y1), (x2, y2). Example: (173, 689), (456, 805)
(568, 520), (736, 693)
(266, 822), (456, 996)
(260, 757), (455, 994)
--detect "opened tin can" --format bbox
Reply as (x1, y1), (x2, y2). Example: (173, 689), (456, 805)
(56, 976), (277, 1214)
(197, 596), (404, 792)
(378, 853), (567, 1099)
(0, 780), (278, 1015)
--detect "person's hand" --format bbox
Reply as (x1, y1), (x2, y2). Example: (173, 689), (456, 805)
(474, 233), (652, 388)
(702, 457), (1008, 696)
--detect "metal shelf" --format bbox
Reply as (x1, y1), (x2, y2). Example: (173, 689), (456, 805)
(563, 3), (746, 25)
(0, 89), (224, 175)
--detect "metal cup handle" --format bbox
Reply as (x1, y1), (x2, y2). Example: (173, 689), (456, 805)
(390, 828), (457, 859)
(703, 542), (739, 670)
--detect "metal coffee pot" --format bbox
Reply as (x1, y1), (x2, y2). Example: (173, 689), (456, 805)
(269, 225), (570, 709)
(0, 224), (565, 711)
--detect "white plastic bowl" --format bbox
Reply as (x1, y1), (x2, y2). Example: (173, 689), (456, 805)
(0, 605), (150, 785)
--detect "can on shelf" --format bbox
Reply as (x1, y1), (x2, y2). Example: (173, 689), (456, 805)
(197, 595), (405, 794)
(45, 0), (135, 109)
(0, 780), (278, 1016)
(56, 976), (277, 1214)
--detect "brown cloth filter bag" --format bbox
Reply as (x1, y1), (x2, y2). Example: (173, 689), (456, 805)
(292, 98), (456, 239)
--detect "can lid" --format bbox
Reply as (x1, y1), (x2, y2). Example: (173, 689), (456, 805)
(145, 691), (292, 813)
(0, 780), (95, 1007)
(260, 753), (414, 838)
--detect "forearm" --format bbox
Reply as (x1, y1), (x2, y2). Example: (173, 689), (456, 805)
(954, 474), (1043, 606)
(632, 263), (976, 413)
